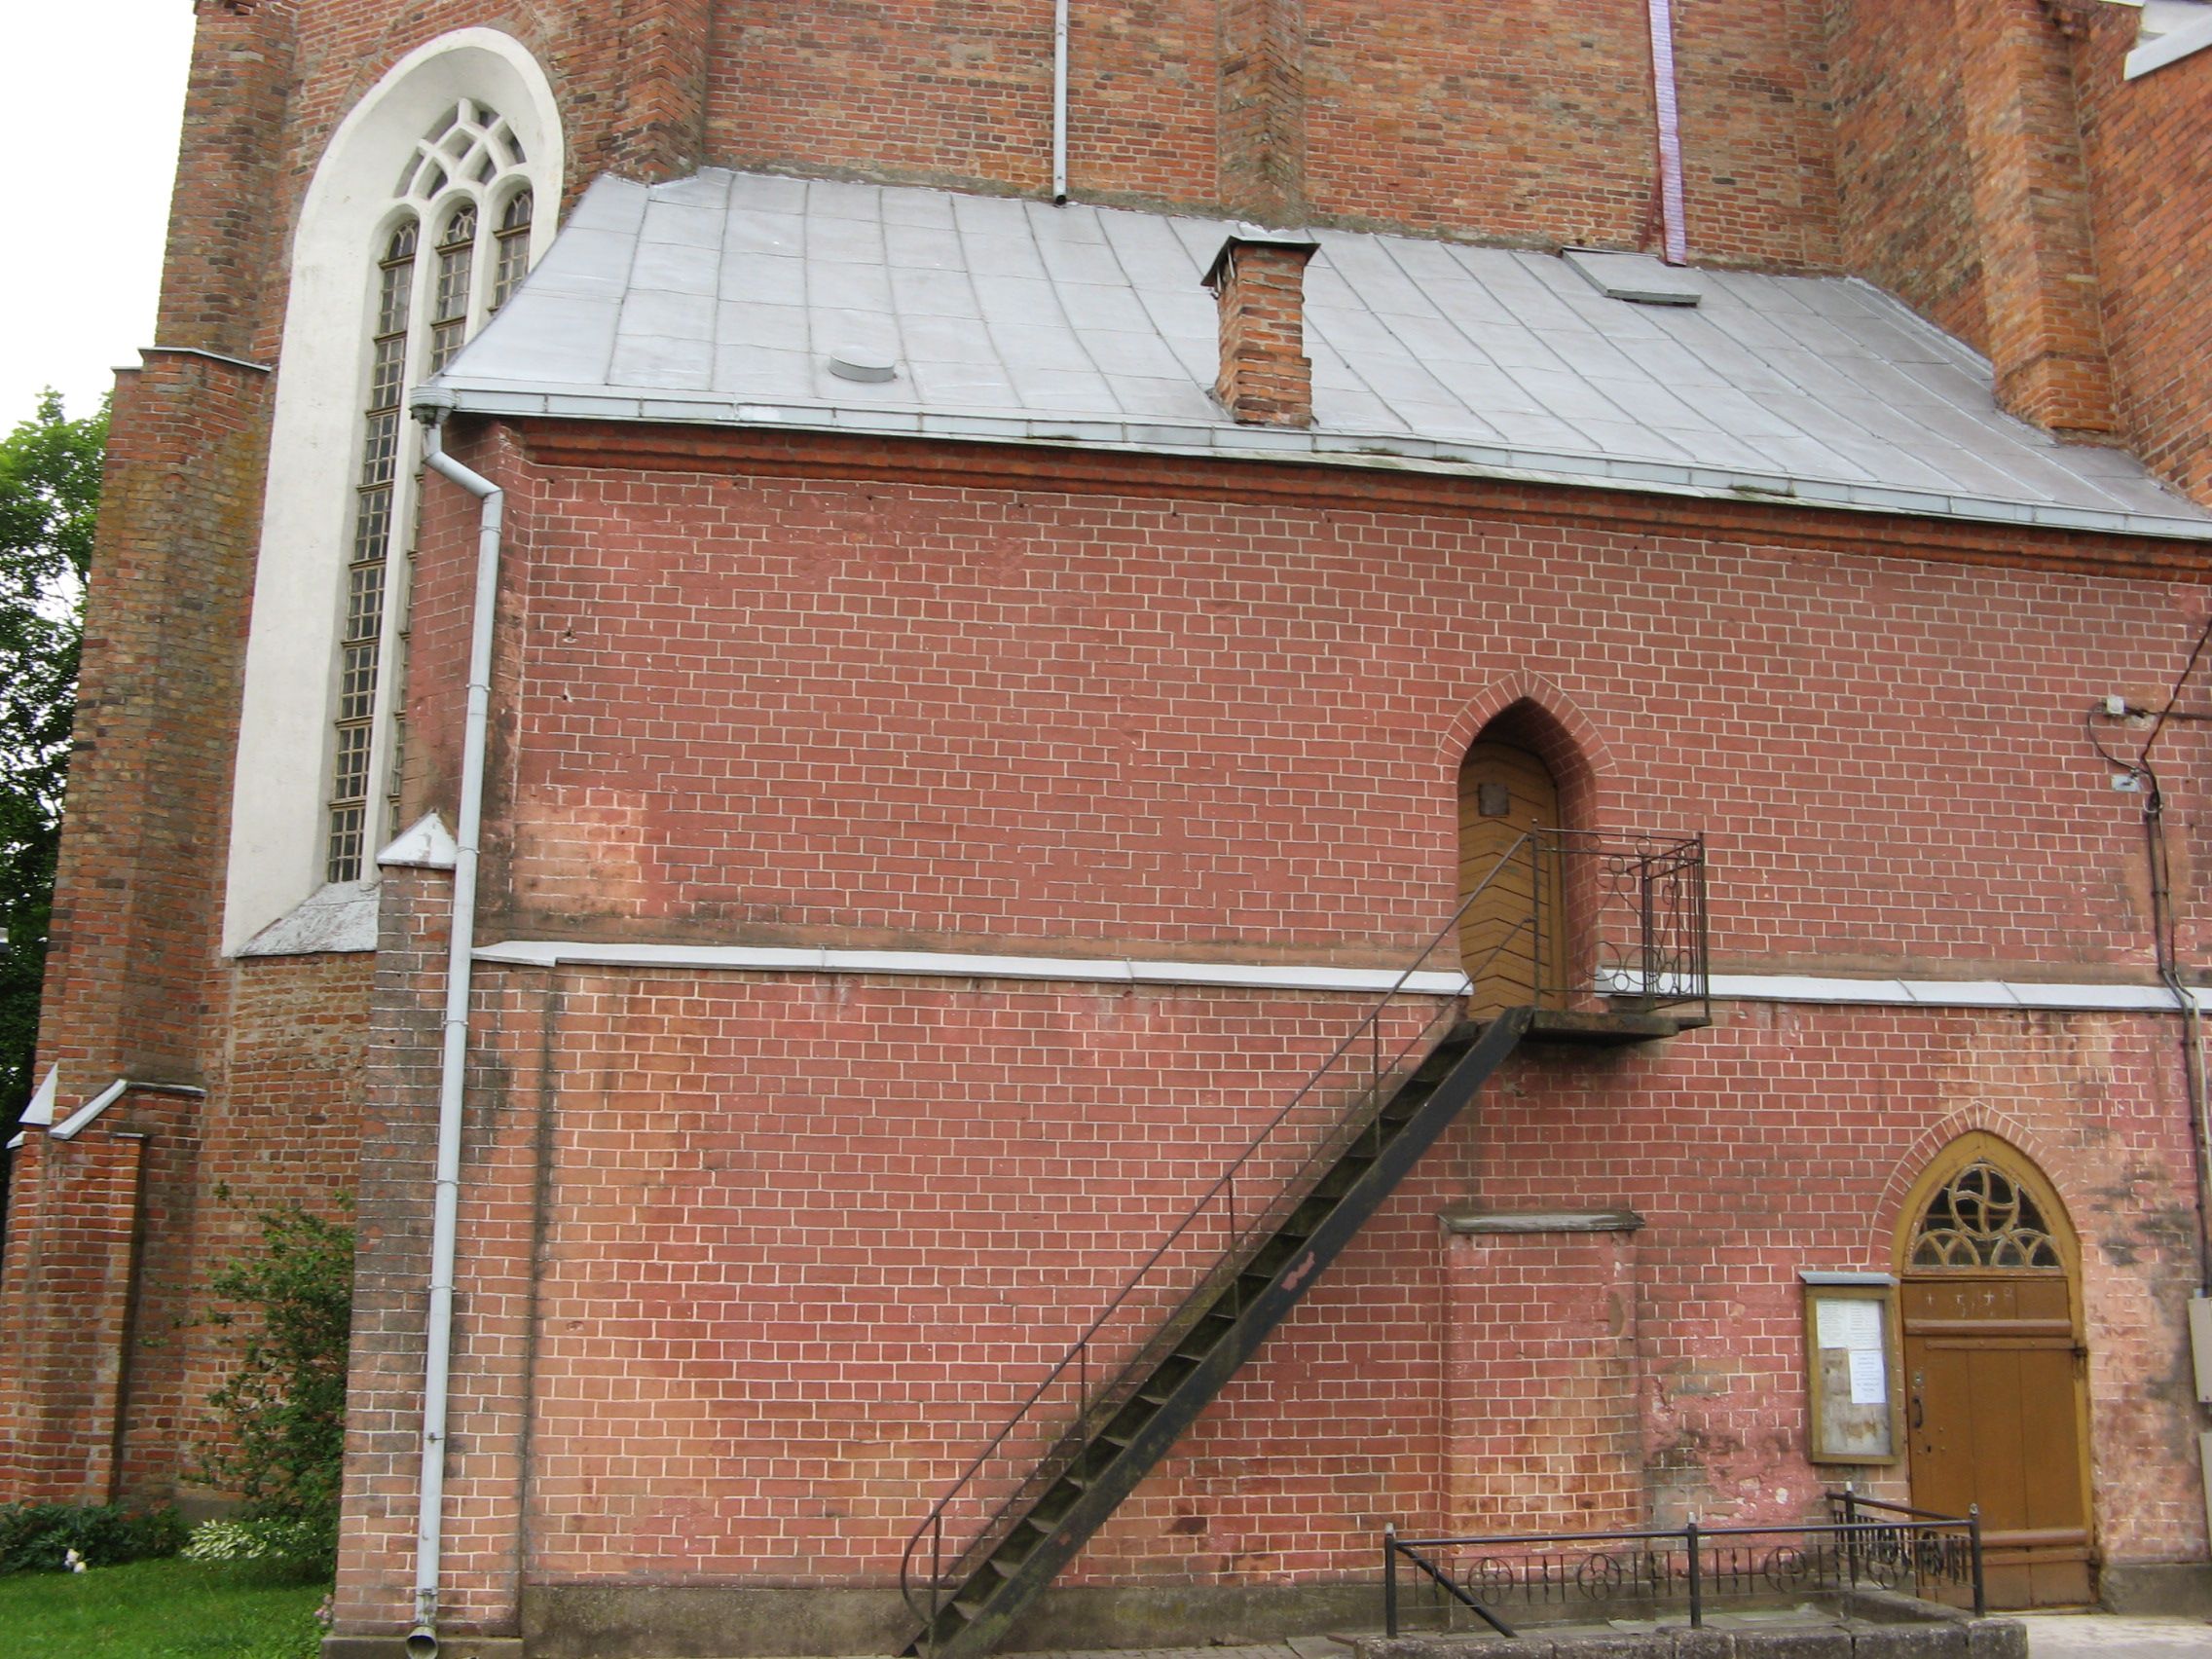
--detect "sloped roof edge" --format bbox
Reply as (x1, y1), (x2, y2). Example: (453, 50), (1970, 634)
(435, 168), (2212, 542)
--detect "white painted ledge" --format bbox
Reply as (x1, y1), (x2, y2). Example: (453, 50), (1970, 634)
(378, 813), (459, 871)
(51, 1080), (131, 1141)
(473, 939), (1473, 997)
(471, 939), (2208, 1014)
(1709, 973), (2204, 1013)
(233, 879), (379, 958)
(41, 1078), (203, 1142)
(18, 1067), (57, 1128)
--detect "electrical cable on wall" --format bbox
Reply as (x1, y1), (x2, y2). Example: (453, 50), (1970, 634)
(2086, 613), (2212, 1294)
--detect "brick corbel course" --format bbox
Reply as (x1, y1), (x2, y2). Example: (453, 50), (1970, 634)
(1204, 229), (1321, 426)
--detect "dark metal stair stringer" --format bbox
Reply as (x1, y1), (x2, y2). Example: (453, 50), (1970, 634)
(906, 1006), (1532, 1659)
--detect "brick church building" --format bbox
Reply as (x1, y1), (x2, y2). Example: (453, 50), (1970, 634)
(7, 2), (2212, 1655)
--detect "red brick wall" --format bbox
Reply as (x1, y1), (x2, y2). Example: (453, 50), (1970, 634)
(422, 440), (2212, 977)
(318, 430), (2212, 1640)
(334, 967), (2202, 1635)
(1304, 0), (1837, 264)
(707, 0), (1221, 210)
(1303, 0), (1657, 247)
(1444, 1225), (1643, 1534)
(0, 349), (275, 1505)
(1825, 0), (1988, 352)
(1219, 0), (1307, 220)
(1955, 0), (2116, 435)
(0, 1129), (151, 1502)
(2073, 13), (2212, 504)
(158, 0), (296, 358)
(173, 955), (371, 1500)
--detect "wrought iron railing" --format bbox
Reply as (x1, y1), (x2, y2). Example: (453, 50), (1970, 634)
(898, 827), (1710, 1647)
(1528, 830), (1710, 1021)
(1382, 1493), (1984, 1638)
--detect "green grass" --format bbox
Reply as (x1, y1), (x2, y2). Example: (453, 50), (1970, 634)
(0, 1556), (327, 1659)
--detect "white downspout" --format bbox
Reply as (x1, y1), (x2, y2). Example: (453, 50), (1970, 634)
(402, 388), (502, 1658)
(1645, 0), (1689, 265)
(1052, 0), (1070, 203)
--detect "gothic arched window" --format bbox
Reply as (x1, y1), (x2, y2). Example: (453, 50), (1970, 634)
(492, 189), (535, 313)
(323, 99), (537, 883)
(1907, 1158), (2062, 1270)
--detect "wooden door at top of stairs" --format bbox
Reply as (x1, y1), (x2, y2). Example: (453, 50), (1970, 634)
(1899, 1145), (2093, 1610)
(1458, 741), (1565, 1017)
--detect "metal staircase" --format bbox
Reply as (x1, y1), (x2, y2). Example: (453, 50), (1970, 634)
(897, 831), (1707, 1659)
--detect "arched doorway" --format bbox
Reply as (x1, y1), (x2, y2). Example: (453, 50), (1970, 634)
(1457, 737), (1565, 1017)
(1896, 1133), (2093, 1607)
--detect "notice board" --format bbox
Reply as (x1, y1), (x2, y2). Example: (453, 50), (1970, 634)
(1801, 1274), (1899, 1464)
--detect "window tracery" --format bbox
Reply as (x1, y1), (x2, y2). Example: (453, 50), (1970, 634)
(1908, 1159), (2062, 1270)
(324, 99), (537, 882)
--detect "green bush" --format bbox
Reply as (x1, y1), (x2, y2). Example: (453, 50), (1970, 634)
(181, 1516), (333, 1576)
(0, 1502), (186, 1574)
(195, 1200), (355, 1574)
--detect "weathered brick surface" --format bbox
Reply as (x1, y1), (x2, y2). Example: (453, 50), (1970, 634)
(157, 0), (297, 358)
(1211, 239), (1317, 425)
(1825, 0), (1987, 352)
(1304, 0), (1838, 265)
(1827, 4), (2212, 498)
(1955, 0), (2116, 435)
(304, 429), (2212, 1637)
(2071, 13), (2212, 503)
(707, 1), (1221, 209)
(173, 955), (371, 1501)
(16, 0), (2212, 1637)
(426, 439), (2212, 977)
(1444, 1226), (1643, 1533)
(328, 972), (2202, 1632)
(1219, 0), (1307, 223)
(0, 346), (273, 1504)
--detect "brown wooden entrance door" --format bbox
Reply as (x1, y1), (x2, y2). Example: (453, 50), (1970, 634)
(1899, 1143), (2093, 1608)
(1457, 740), (1564, 1017)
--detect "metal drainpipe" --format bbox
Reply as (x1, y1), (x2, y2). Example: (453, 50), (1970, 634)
(1645, 0), (1689, 264)
(401, 387), (503, 1659)
(1052, 0), (1070, 203)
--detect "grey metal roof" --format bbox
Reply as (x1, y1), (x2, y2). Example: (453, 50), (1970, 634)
(435, 168), (2212, 540)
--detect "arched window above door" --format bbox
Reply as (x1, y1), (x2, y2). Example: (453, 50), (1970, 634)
(1907, 1158), (2062, 1270)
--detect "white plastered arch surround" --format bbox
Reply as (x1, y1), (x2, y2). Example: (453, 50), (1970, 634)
(224, 29), (564, 951)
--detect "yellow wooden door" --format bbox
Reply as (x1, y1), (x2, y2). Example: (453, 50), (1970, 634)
(1903, 1276), (2092, 1607)
(1457, 741), (1564, 1016)
(1899, 1146), (2093, 1609)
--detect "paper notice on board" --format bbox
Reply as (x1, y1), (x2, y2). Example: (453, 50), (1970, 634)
(1817, 1299), (1883, 1352)
(1848, 1347), (1889, 1406)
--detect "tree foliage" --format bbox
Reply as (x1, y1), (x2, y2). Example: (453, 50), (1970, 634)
(197, 1201), (355, 1571)
(0, 390), (104, 1120)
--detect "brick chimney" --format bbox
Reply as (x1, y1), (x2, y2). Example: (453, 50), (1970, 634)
(1203, 229), (1320, 427)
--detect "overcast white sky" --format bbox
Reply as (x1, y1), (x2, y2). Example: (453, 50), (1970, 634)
(1, 7), (197, 432)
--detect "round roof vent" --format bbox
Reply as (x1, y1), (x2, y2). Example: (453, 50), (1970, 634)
(827, 346), (899, 384)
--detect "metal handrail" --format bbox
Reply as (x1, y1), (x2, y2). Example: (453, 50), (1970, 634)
(1532, 829), (1710, 1018)
(897, 827), (1711, 1646)
(897, 836), (1542, 1640)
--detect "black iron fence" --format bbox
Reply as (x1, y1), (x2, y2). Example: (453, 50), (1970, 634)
(1383, 1493), (1984, 1638)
